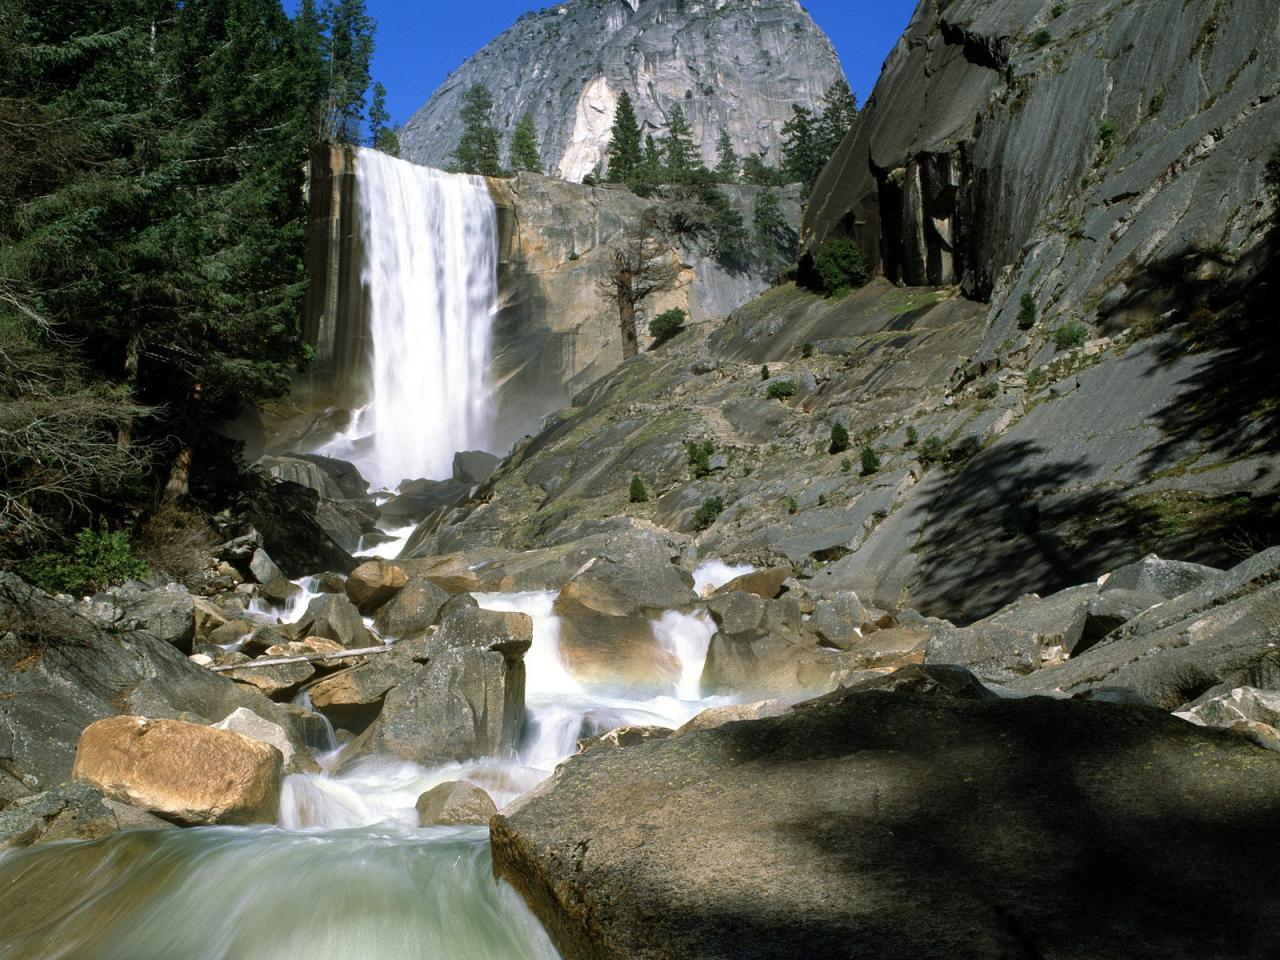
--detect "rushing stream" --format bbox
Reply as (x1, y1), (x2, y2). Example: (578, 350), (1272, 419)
(0, 585), (735, 959)
(0, 148), (746, 959)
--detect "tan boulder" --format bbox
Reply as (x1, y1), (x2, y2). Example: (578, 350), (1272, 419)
(344, 560), (407, 613)
(225, 658), (314, 699)
(715, 566), (792, 600)
(415, 780), (497, 827)
(399, 554), (483, 594)
(673, 699), (792, 737)
(72, 716), (282, 825)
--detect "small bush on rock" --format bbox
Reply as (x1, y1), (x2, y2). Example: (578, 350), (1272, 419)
(829, 422), (850, 455)
(1017, 292), (1037, 330)
(21, 526), (149, 596)
(1032, 28), (1052, 47)
(766, 381), (796, 400)
(814, 237), (870, 296)
(785, 496), (798, 515)
(649, 308), (687, 345)
(1053, 321), (1089, 350)
(860, 445), (880, 476)
(905, 425), (919, 447)
(629, 475), (648, 503)
(687, 440), (715, 478)
(976, 381), (999, 400)
(841, 458), (853, 473)
(917, 436), (946, 467)
(694, 496), (725, 530)
(760, 364), (770, 380)
(802, 342), (813, 359)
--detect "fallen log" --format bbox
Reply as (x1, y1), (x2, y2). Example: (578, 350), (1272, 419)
(208, 644), (393, 672)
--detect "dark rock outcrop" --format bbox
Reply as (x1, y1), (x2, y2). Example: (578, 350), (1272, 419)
(804, 0), (1277, 320)
(341, 606), (532, 766)
(492, 690), (1280, 959)
(0, 574), (311, 795)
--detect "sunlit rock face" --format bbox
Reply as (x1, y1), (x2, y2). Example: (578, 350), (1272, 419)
(399, 0), (844, 181)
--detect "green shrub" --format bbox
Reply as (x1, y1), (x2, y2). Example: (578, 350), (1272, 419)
(760, 364), (770, 380)
(693, 496), (725, 530)
(1098, 119), (1117, 152)
(649, 308), (687, 345)
(859, 445), (880, 476)
(1053, 321), (1089, 350)
(1017, 292), (1037, 330)
(814, 237), (870, 296)
(905, 425), (919, 447)
(841, 458), (853, 473)
(687, 440), (715, 478)
(917, 436), (946, 466)
(1032, 28), (1052, 47)
(1027, 367), (1047, 390)
(1051, 2), (1067, 16)
(766, 381), (796, 400)
(976, 381), (999, 400)
(801, 342), (813, 359)
(629, 475), (648, 503)
(829, 422), (850, 455)
(785, 496), (798, 515)
(21, 527), (149, 596)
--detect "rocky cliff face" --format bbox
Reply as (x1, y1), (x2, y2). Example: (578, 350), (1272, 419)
(289, 148), (801, 457)
(803, 0), (1278, 327)
(400, 0), (844, 181)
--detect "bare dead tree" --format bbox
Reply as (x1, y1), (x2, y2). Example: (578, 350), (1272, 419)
(598, 218), (679, 358)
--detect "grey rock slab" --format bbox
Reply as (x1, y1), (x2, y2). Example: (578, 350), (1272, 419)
(492, 691), (1280, 960)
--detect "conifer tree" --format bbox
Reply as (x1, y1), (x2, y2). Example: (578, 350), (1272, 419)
(605, 90), (643, 182)
(816, 78), (858, 157)
(782, 104), (823, 193)
(509, 111), (542, 173)
(369, 81), (400, 155)
(452, 84), (502, 176)
(320, 0), (375, 144)
(715, 129), (738, 183)
(662, 105), (700, 182)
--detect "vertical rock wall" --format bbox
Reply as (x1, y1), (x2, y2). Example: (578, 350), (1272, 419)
(294, 151), (801, 456)
(803, 0), (1279, 341)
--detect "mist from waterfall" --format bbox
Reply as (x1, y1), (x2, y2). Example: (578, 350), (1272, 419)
(321, 148), (498, 491)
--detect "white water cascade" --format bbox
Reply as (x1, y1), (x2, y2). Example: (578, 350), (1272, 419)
(320, 148), (499, 491)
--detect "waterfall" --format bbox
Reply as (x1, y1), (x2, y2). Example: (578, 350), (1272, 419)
(321, 148), (499, 491)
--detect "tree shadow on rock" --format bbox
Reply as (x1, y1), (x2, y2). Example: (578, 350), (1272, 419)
(905, 439), (1147, 622)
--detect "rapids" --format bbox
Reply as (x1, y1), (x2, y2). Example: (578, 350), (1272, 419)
(0, 151), (734, 959)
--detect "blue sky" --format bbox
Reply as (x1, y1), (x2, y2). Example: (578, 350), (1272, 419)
(311, 1), (920, 126)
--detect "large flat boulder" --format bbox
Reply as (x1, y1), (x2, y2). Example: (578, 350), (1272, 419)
(492, 691), (1280, 960)
(73, 716), (282, 825)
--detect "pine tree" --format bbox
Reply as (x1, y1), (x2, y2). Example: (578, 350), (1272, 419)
(369, 81), (399, 155)
(605, 90), (643, 183)
(320, 0), (375, 144)
(816, 78), (858, 157)
(662, 104), (700, 183)
(452, 84), (502, 176)
(782, 104), (823, 192)
(715, 129), (738, 183)
(509, 111), (542, 173)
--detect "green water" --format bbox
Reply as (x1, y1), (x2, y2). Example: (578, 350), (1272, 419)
(0, 825), (558, 960)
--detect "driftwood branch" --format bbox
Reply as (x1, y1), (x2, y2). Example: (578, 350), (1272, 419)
(209, 644), (393, 672)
